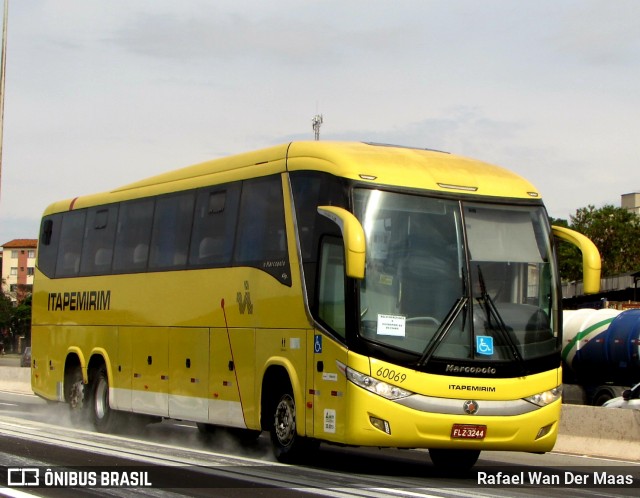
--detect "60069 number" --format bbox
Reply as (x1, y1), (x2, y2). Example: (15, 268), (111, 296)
(376, 367), (407, 383)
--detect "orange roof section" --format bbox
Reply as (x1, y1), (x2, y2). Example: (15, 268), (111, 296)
(1, 239), (38, 248)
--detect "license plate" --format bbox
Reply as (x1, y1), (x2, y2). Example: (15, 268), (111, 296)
(451, 424), (487, 439)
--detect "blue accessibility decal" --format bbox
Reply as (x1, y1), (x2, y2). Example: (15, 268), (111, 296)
(314, 334), (323, 354)
(476, 336), (494, 356)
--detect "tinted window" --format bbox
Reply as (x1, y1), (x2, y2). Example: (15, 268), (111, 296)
(113, 198), (155, 273)
(38, 215), (61, 278)
(80, 205), (118, 275)
(290, 171), (349, 303)
(149, 192), (195, 270)
(235, 176), (290, 285)
(55, 210), (87, 278)
(318, 238), (346, 337)
(189, 185), (240, 267)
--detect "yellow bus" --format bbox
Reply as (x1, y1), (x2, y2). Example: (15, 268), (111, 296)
(31, 141), (600, 469)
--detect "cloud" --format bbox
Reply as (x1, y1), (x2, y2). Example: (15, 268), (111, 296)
(550, 0), (640, 66)
(110, 9), (361, 67)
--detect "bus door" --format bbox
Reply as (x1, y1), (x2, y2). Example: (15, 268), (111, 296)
(310, 330), (348, 441)
(168, 328), (209, 421)
(131, 327), (169, 416)
(311, 236), (349, 440)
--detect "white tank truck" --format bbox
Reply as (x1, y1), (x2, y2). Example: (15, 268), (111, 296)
(562, 308), (640, 405)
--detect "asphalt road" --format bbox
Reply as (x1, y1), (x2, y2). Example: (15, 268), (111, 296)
(1, 391), (640, 497)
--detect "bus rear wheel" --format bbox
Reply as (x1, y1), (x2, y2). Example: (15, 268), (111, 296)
(90, 365), (117, 433)
(66, 367), (88, 424)
(429, 448), (480, 471)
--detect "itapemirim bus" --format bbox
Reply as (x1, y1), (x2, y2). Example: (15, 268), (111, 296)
(31, 141), (600, 469)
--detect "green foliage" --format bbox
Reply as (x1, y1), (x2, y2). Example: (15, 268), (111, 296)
(550, 217), (583, 283)
(0, 291), (13, 330)
(553, 204), (640, 282)
(0, 291), (32, 349)
(11, 294), (32, 341)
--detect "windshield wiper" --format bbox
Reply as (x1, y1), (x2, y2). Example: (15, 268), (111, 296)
(417, 296), (468, 368)
(476, 266), (524, 367)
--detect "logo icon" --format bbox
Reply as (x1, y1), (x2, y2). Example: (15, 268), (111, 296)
(463, 400), (479, 415)
(8, 468), (39, 486)
(476, 335), (494, 356)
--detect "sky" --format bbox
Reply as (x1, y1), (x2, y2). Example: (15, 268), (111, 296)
(1, 0), (639, 244)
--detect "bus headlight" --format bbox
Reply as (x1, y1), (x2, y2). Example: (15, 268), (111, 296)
(524, 386), (562, 407)
(340, 364), (413, 400)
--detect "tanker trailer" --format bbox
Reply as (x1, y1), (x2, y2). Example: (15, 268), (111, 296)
(562, 308), (640, 405)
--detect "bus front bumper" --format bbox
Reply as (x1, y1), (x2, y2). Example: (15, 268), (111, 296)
(341, 382), (560, 452)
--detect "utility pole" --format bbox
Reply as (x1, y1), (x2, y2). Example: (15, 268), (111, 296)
(312, 114), (323, 141)
(0, 0), (8, 201)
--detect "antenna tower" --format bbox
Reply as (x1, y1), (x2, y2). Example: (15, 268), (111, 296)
(312, 114), (323, 141)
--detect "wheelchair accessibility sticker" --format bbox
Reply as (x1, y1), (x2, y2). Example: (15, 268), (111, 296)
(476, 336), (494, 356)
(314, 335), (322, 353)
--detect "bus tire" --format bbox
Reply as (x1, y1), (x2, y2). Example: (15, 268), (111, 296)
(66, 367), (88, 424)
(90, 365), (117, 433)
(593, 391), (613, 406)
(429, 448), (480, 471)
(269, 388), (314, 462)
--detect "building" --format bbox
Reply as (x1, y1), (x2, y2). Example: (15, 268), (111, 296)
(622, 192), (640, 216)
(1, 239), (38, 304)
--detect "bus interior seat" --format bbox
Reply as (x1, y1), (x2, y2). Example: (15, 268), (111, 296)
(198, 237), (222, 262)
(62, 252), (80, 274)
(133, 243), (148, 265)
(94, 248), (112, 269)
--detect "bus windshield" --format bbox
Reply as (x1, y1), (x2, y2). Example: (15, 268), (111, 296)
(355, 189), (558, 368)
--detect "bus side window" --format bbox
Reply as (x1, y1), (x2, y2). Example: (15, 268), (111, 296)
(38, 215), (62, 278)
(113, 198), (154, 273)
(55, 210), (87, 278)
(235, 175), (290, 284)
(290, 170), (349, 308)
(80, 206), (118, 275)
(189, 185), (240, 267)
(149, 192), (195, 270)
(317, 237), (346, 338)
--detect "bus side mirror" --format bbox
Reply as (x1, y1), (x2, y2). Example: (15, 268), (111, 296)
(318, 206), (366, 279)
(552, 225), (601, 294)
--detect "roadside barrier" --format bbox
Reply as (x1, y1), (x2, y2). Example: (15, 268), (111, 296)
(555, 404), (640, 461)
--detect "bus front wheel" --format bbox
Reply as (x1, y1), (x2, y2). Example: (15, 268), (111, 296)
(269, 389), (316, 462)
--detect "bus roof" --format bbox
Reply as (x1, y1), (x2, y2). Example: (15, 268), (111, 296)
(42, 141), (540, 215)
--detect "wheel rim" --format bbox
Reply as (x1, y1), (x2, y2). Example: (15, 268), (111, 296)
(69, 380), (84, 410)
(274, 394), (295, 447)
(94, 376), (108, 420)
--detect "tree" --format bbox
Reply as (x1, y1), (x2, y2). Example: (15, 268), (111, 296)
(0, 290), (12, 332)
(11, 294), (32, 344)
(554, 205), (640, 282)
(550, 216), (582, 284)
